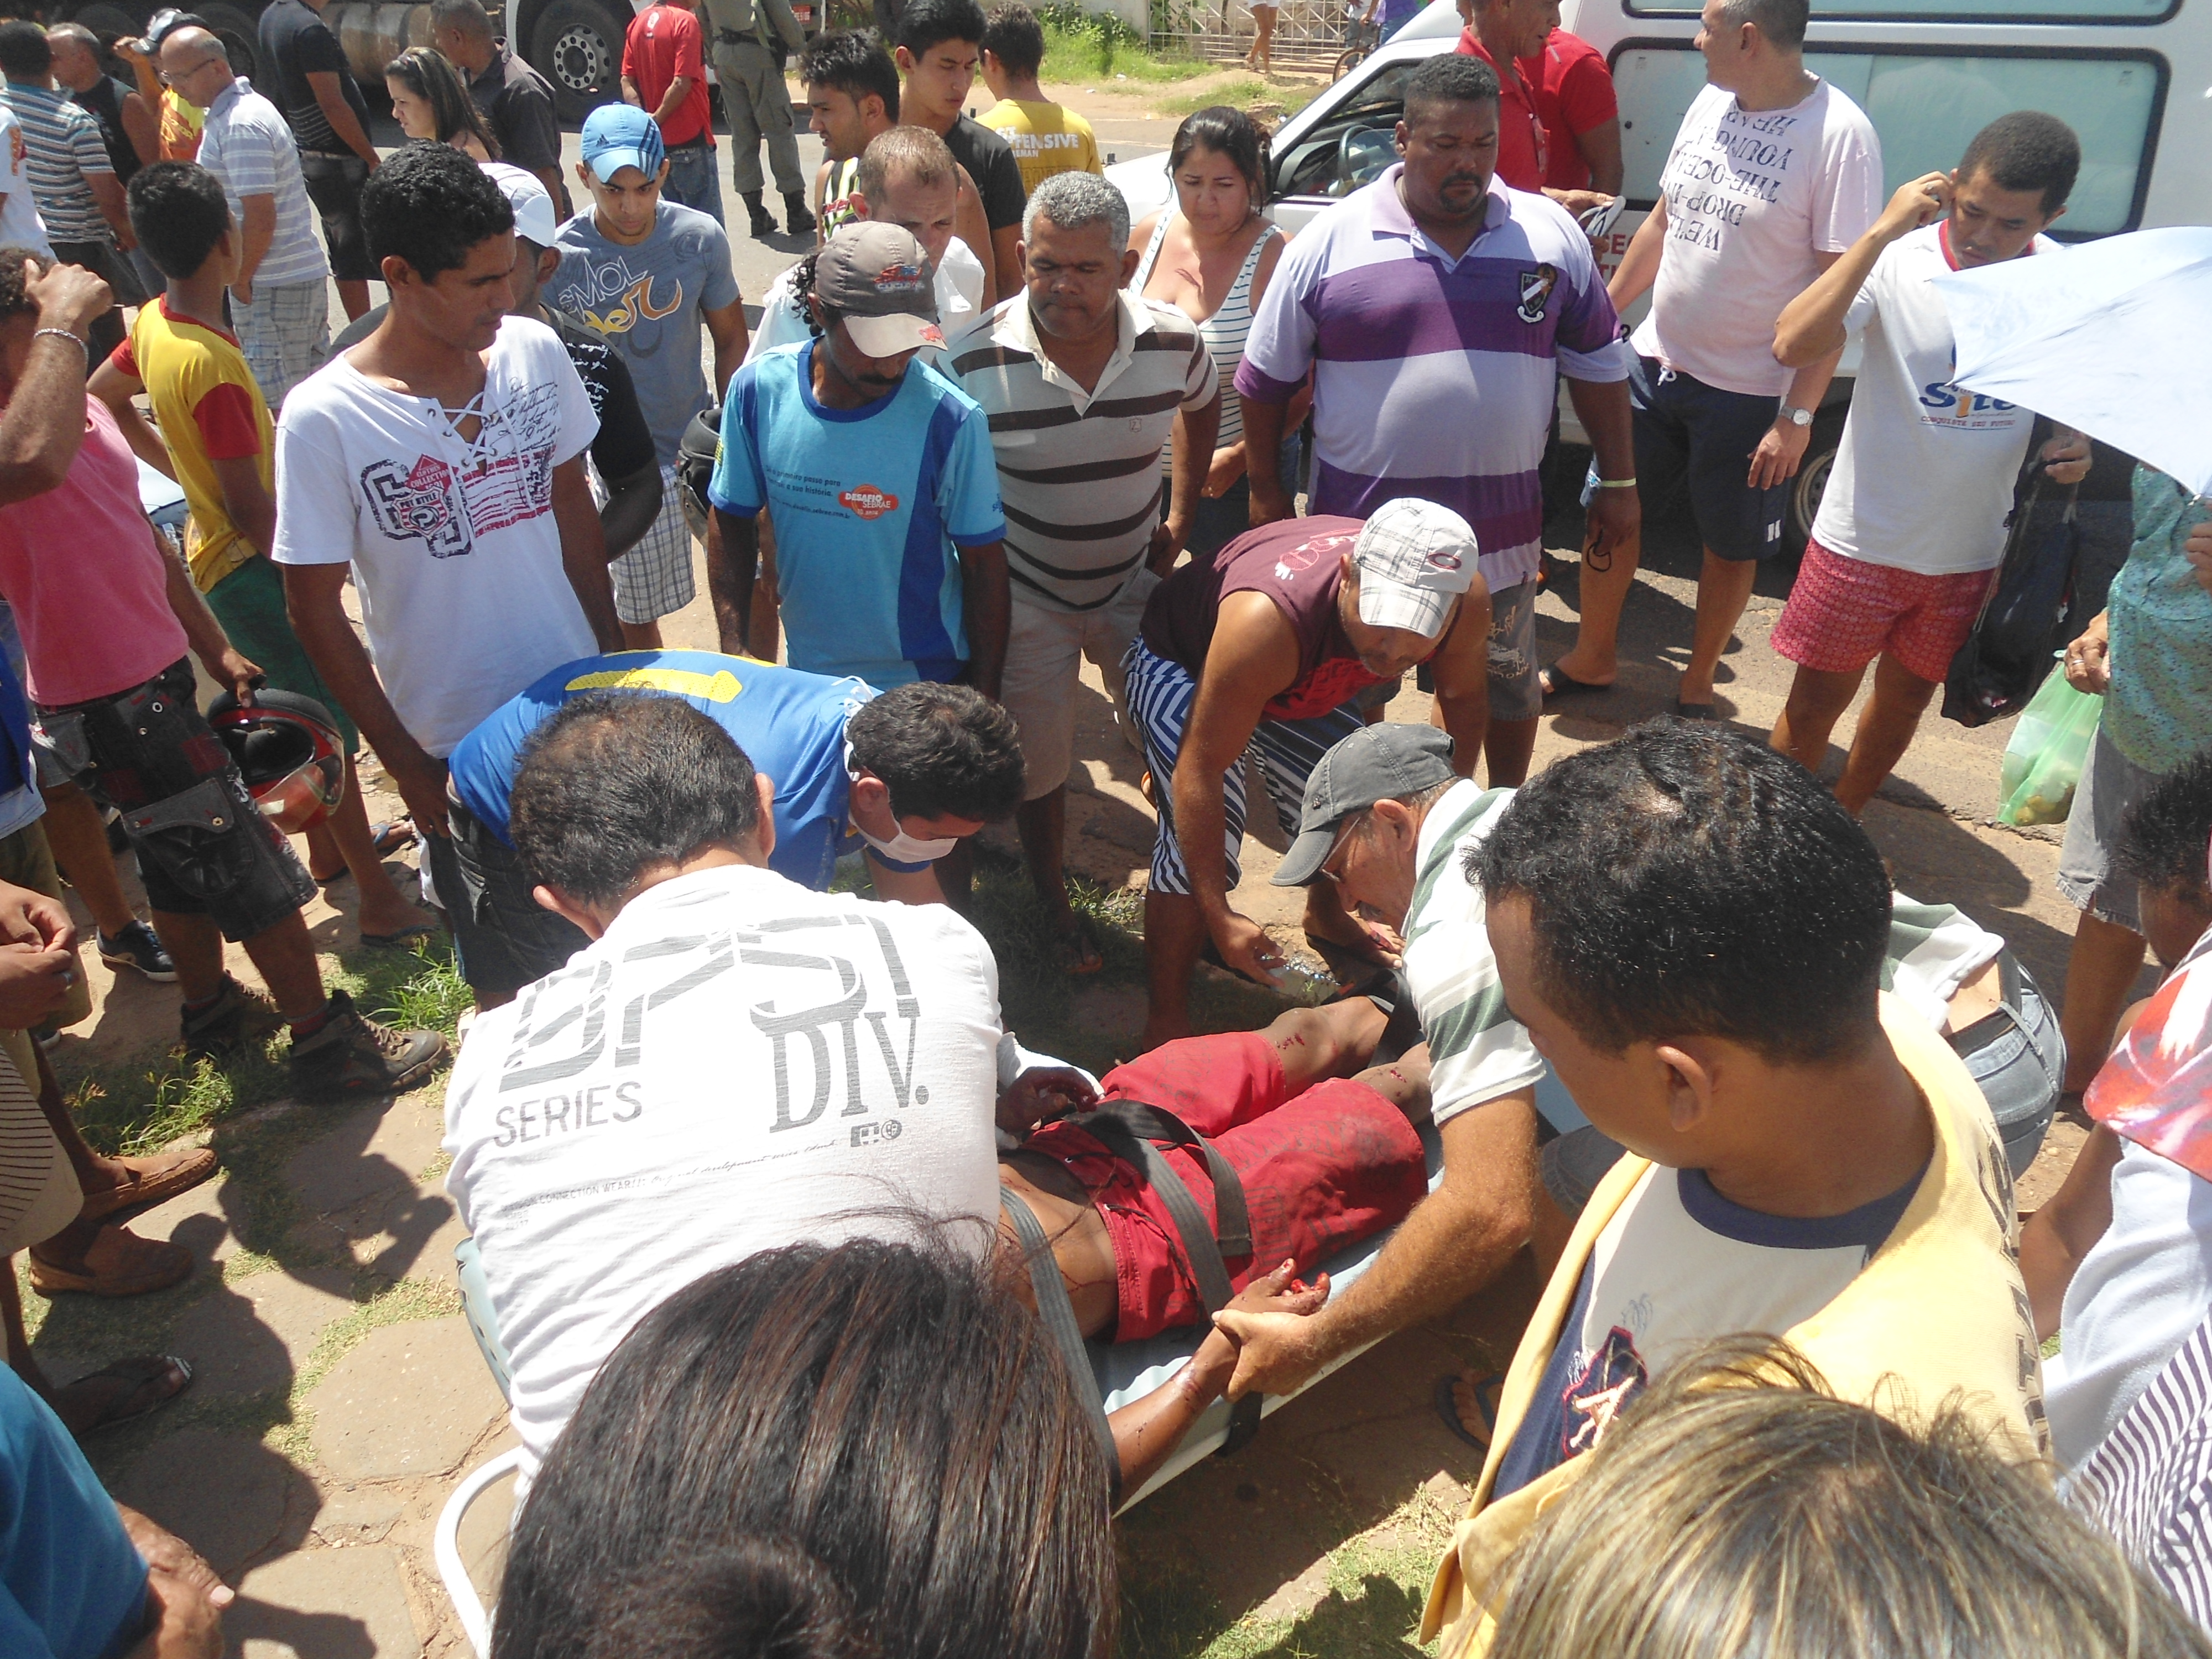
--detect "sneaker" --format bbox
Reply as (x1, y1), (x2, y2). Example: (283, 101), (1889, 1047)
(287, 990), (447, 1102)
(180, 975), (285, 1060)
(782, 192), (816, 236)
(98, 920), (177, 983)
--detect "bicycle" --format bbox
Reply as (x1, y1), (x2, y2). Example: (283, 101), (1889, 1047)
(1333, 10), (1379, 80)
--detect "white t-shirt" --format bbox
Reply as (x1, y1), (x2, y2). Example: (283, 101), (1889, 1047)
(1884, 890), (2005, 1029)
(444, 862), (1006, 1479)
(1812, 223), (2059, 575)
(743, 237), (988, 368)
(1632, 78), (1883, 398)
(2047, 1141), (2212, 1469)
(0, 106), (50, 260)
(271, 316), (600, 758)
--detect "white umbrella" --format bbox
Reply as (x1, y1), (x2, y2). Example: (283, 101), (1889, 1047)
(1933, 226), (2212, 499)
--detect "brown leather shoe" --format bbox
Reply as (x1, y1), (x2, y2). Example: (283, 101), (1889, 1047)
(75, 1144), (218, 1224)
(28, 1226), (195, 1297)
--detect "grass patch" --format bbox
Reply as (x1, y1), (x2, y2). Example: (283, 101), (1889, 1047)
(1118, 1480), (1462, 1658)
(1038, 2), (1212, 84)
(1157, 77), (1322, 118)
(61, 938), (468, 1159)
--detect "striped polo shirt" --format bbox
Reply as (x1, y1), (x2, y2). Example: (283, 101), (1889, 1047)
(1401, 780), (1545, 1127)
(1, 82), (111, 245)
(1238, 166), (1625, 592)
(195, 79), (330, 288)
(947, 290), (1217, 614)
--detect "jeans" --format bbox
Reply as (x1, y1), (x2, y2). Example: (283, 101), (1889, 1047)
(430, 792), (591, 1003)
(661, 143), (724, 225)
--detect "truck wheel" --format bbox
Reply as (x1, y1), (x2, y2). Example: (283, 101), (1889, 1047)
(1784, 403), (1848, 564)
(529, 0), (628, 123)
(197, 1), (265, 88)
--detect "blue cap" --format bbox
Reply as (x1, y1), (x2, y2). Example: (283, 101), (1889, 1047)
(580, 103), (665, 183)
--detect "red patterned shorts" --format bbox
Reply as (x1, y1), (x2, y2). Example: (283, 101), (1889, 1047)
(1771, 538), (1996, 685)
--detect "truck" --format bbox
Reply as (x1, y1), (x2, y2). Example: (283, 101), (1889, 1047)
(1107, 0), (2210, 549)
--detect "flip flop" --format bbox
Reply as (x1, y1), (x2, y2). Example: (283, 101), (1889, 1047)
(76, 1145), (218, 1224)
(56, 1354), (193, 1435)
(369, 819), (415, 857)
(1538, 664), (1614, 703)
(1434, 1371), (1505, 1455)
(1673, 699), (1718, 722)
(361, 922), (441, 950)
(1051, 915), (1105, 978)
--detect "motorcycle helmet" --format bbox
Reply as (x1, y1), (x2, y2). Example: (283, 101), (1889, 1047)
(206, 688), (345, 834)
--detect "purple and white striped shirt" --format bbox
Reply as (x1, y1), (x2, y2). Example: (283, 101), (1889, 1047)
(1237, 166), (1625, 592)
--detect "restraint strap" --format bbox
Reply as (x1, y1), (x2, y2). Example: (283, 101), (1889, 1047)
(999, 1186), (1121, 1498)
(1061, 1102), (1266, 1455)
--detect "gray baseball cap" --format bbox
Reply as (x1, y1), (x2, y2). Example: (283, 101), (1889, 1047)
(816, 221), (943, 358)
(1271, 723), (1459, 887)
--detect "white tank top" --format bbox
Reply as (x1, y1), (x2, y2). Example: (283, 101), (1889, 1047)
(1132, 211), (1282, 451)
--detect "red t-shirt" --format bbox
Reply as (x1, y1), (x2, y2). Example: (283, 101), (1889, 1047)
(1454, 31), (1549, 195)
(622, 3), (713, 149)
(1519, 28), (1616, 192)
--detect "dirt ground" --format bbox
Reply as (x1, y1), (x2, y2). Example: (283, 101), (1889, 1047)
(23, 499), (2114, 1657)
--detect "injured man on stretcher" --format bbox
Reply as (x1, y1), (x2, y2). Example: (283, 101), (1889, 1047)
(994, 994), (1432, 1493)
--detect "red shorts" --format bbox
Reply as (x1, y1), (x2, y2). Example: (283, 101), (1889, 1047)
(1770, 538), (1996, 685)
(1024, 1032), (1427, 1343)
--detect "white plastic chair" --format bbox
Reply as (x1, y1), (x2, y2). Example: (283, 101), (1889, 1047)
(434, 1444), (524, 1658)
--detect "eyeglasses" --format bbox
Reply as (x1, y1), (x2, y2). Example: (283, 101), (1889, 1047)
(1315, 810), (1369, 886)
(158, 53), (225, 85)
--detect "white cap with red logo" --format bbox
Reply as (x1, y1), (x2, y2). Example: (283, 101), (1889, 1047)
(1352, 498), (1480, 638)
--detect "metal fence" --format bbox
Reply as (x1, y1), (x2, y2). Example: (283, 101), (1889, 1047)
(1149, 0), (1364, 73)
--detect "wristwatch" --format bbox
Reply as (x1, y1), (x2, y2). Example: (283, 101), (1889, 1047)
(1779, 404), (1815, 427)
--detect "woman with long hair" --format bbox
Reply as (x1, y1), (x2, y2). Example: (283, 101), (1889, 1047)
(1128, 106), (1297, 557)
(493, 1239), (1117, 1659)
(384, 46), (497, 161)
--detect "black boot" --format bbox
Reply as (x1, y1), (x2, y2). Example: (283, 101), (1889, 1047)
(744, 191), (777, 239)
(782, 192), (816, 236)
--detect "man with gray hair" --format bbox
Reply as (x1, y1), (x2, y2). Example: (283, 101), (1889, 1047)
(946, 170), (1218, 974)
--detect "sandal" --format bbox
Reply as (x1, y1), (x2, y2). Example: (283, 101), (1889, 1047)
(369, 818), (415, 857)
(75, 1145), (218, 1224)
(1050, 915), (1105, 978)
(1538, 663), (1614, 703)
(54, 1354), (193, 1435)
(361, 922), (441, 950)
(1434, 1371), (1505, 1456)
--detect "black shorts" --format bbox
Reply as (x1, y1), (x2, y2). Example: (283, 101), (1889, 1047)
(1629, 351), (1786, 562)
(429, 794), (589, 1003)
(35, 658), (314, 941)
(299, 152), (375, 283)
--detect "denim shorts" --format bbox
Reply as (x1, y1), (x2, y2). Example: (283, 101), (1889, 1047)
(33, 658), (314, 941)
(2058, 723), (2156, 935)
(429, 792), (589, 1003)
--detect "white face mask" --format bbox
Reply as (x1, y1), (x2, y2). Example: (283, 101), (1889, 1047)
(848, 739), (960, 865)
(856, 821), (961, 865)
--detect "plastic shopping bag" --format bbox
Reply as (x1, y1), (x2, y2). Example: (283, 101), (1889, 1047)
(1996, 669), (2103, 827)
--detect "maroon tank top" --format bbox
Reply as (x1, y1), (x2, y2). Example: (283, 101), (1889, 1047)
(1140, 517), (1385, 721)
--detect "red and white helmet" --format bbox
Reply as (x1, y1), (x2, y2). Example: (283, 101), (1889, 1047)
(206, 689), (346, 834)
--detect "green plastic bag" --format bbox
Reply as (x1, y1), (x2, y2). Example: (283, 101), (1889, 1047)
(1997, 670), (2103, 827)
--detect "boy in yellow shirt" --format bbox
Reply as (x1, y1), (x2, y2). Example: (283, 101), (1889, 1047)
(977, 3), (1099, 195)
(88, 160), (434, 946)
(1418, 724), (2043, 1657)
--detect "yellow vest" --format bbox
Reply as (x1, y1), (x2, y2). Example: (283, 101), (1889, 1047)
(1421, 995), (2047, 1657)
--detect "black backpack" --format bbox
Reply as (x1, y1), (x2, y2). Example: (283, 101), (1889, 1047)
(1941, 461), (2079, 728)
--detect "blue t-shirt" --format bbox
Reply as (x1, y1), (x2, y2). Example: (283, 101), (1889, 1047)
(0, 1370), (145, 1659)
(448, 651), (886, 891)
(708, 342), (1005, 689)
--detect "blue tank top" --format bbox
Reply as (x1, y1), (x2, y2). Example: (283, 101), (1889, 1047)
(447, 650), (875, 891)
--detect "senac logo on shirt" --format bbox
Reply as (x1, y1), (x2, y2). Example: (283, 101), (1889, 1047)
(840, 485), (900, 520)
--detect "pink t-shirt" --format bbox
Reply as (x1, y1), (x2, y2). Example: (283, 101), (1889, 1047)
(0, 398), (187, 706)
(1632, 78), (1883, 398)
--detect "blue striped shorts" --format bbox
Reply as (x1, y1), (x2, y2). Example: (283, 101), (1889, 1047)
(1121, 638), (1366, 896)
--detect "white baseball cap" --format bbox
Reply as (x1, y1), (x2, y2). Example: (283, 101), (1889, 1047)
(1352, 499), (1480, 638)
(480, 161), (557, 249)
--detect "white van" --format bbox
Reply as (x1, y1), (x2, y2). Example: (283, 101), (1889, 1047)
(1108, 0), (2209, 543)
